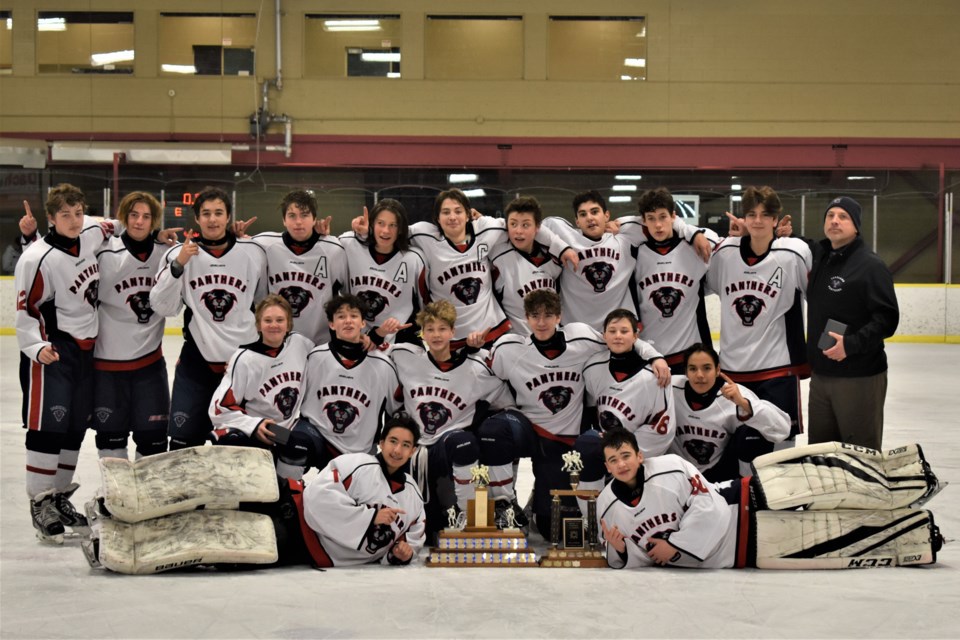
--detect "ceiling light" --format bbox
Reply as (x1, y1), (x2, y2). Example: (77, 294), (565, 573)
(731, 195), (742, 203)
(615, 175), (642, 181)
(37, 17), (66, 31)
(91, 50), (134, 66)
(847, 176), (875, 180)
(361, 52), (400, 62)
(731, 183), (742, 191)
(386, 72), (401, 78)
(624, 58), (646, 68)
(462, 188), (486, 198)
(609, 196), (632, 203)
(448, 173), (478, 183)
(324, 19), (380, 32)
(162, 64), (196, 74)
(612, 185), (637, 192)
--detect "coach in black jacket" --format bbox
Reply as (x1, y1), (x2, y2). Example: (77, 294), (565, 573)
(806, 196), (899, 450)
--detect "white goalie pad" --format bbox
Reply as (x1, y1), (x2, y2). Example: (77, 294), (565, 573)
(755, 508), (941, 569)
(751, 442), (940, 511)
(96, 510), (278, 575)
(99, 446), (280, 523)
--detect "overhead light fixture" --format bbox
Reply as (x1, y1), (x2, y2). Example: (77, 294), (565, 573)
(462, 188), (486, 198)
(624, 58), (646, 68)
(615, 175), (642, 181)
(323, 19), (381, 32)
(847, 176), (875, 180)
(449, 173), (478, 184)
(6, 18), (12, 30)
(620, 75), (632, 81)
(37, 17), (66, 31)
(91, 50), (134, 66)
(731, 183), (742, 191)
(361, 52), (400, 62)
(609, 196), (632, 203)
(162, 64), (196, 74)
(731, 195), (743, 203)
(386, 72), (401, 78)
(612, 185), (637, 192)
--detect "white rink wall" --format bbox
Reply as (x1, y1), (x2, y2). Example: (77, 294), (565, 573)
(2, 278), (957, 341)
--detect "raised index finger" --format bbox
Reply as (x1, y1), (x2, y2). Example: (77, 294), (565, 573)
(23, 200), (34, 218)
(719, 372), (734, 384)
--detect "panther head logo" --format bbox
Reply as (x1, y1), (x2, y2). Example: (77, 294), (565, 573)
(324, 400), (359, 434)
(599, 410), (624, 430)
(273, 387), (299, 420)
(84, 280), (99, 308)
(126, 291), (154, 324)
(538, 385), (573, 414)
(650, 286), (684, 318)
(733, 295), (766, 327)
(451, 277), (482, 305)
(582, 262), (614, 293)
(357, 290), (387, 321)
(201, 289), (237, 322)
(278, 286), (313, 318)
(364, 523), (396, 554)
(417, 401), (451, 436)
(683, 439), (717, 466)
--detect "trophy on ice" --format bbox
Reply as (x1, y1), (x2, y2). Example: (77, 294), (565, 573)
(426, 464), (537, 567)
(540, 451), (606, 568)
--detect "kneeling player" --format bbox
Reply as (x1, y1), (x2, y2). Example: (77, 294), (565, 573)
(597, 428), (942, 569)
(83, 416), (426, 573)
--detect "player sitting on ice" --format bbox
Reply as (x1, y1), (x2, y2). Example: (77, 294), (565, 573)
(597, 428), (943, 570)
(82, 415), (425, 573)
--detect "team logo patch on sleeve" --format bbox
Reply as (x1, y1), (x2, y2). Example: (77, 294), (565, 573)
(273, 387), (300, 420)
(582, 262), (614, 293)
(357, 290), (387, 321)
(365, 523), (396, 553)
(126, 291), (155, 324)
(84, 281), (100, 308)
(683, 439), (717, 466)
(538, 386), (573, 414)
(278, 286), (313, 318)
(650, 286), (684, 318)
(201, 289), (238, 322)
(733, 295), (766, 327)
(417, 401), (452, 435)
(324, 400), (359, 433)
(451, 277), (482, 305)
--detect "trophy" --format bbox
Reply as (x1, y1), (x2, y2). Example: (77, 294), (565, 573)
(427, 464), (537, 567)
(540, 451), (606, 568)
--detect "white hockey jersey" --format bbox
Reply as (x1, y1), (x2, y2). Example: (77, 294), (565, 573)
(94, 234), (168, 368)
(390, 343), (515, 446)
(669, 375), (791, 473)
(583, 353), (675, 457)
(303, 452), (426, 567)
(255, 231), (346, 345)
(596, 454), (738, 569)
(15, 217), (120, 361)
(706, 237), (812, 379)
(490, 242), (562, 336)
(632, 232), (717, 362)
(298, 343), (401, 454)
(340, 232), (427, 340)
(209, 332), (315, 437)
(150, 235), (268, 365)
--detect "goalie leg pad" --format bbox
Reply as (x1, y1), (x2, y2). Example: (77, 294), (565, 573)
(751, 441), (940, 511)
(99, 446), (280, 523)
(95, 509), (279, 574)
(755, 508), (941, 569)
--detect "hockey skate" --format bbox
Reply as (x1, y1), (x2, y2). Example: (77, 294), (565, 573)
(30, 490), (65, 544)
(52, 483), (91, 535)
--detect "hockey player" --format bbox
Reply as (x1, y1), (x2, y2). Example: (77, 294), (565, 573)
(597, 428), (942, 570)
(354, 188), (577, 349)
(626, 188), (718, 372)
(489, 196), (563, 336)
(669, 343), (790, 482)
(208, 295), (314, 447)
(150, 186), (268, 450)
(83, 415), (426, 572)
(253, 189), (346, 345)
(706, 186), (811, 449)
(276, 294), (402, 480)
(15, 184), (123, 542)
(92, 191), (172, 460)
(540, 190), (711, 330)
(341, 199), (427, 346)
(390, 300), (515, 534)
(479, 290), (669, 536)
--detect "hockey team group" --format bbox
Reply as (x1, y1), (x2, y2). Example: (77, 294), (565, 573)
(13, 182), (945, 573)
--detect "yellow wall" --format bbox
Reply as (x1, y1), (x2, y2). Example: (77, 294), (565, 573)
(0, 0), (958, 138)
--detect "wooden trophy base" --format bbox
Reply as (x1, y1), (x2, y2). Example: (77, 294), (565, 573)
(540, 547), (608, 568)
